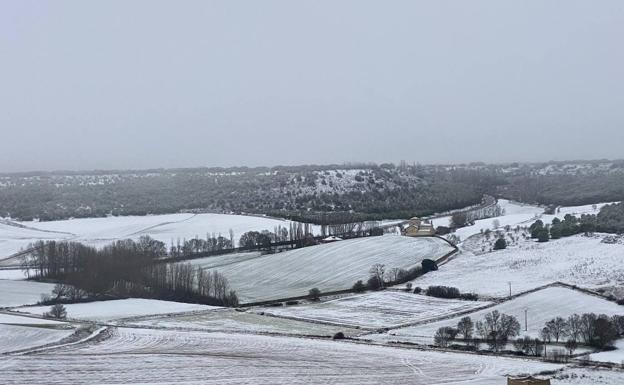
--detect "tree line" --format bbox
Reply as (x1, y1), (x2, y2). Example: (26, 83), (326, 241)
(434, 311), (624, 357)
(21, 236), (238, 306)
(528, 203), (624, 243)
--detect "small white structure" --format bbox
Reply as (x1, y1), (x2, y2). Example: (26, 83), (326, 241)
(321, 236), (343, 243)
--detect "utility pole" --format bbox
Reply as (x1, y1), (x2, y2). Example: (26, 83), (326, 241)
(508, 282), (512, 298)
(524, 308), (528, 331)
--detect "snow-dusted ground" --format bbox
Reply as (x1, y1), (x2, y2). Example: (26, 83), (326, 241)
(412, 234), (624, 297)
(0, 213), (314, 258)
(0, 312), (66, 325)
(15, 299), (220, 322)
(368, 286), (624, 345)
(0, 324), (75, 354)
(0, 327), (562, 384)
(254, 291), (492, 329)
(0, 220), (67, 261)
(129, 308), (359, 336)
(0, 269), (27, 280)
(186, 251), (263, 270)
(0, 280), (55, 308)
(201, 235), (454, 303)
(589, 338), (624, 364)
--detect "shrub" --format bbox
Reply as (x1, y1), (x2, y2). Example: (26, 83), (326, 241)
(421, 259), (438, 273)
(493, 238), (507, 250)
(434, 327), (458, 347)
(308, 288), (321, 301)
(413, 286), (422, 294)
(45, 304), (67, 319)
(426, 285), (460, 299)
(405, 282), (413, 292)
(352, 280), (366, 293)
(536, 228), (550, 242)
(436, 226), (451, 235)
(367, 275), (383, 290)
(460, 293), (479, 301)
(332, 332), (345, 340)
(451, 212), (468, 228)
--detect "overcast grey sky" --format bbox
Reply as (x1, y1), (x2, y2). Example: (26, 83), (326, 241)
(1, 1), (623, 172)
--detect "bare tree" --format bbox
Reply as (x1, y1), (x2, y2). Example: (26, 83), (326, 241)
(457, 316), (474, 340)
(478, 310), (520, 352)
(45, 304), (67, 319)
(565, 339), (578, 355)
(434, 327), (457, 347)
(545, 317), (569, 343)
(387, 267), (400, 283)
(369, 264), (386, 289)
(567, 313), (582, 342)
(580, 313), (598, 343)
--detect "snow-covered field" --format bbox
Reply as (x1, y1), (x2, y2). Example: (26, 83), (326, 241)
(589, 338), (624, 364)
(15, 299), (220, 322)
(369, 286), (624, 345)
(0, 280), (55, 308)
(255, 291), (491, 329)
(0, 312), (66, 325)
(0, 220), (68, 261)
(0, 324), (75, 354)
(0, 311), (75, 354)
(0, 327), (562, 384)
(0, 269), (27, 280)
(201, 235), (454, 303)
(129, 308), (359, 336)
(412, 234), (624, 297)
(0, 213), (313, 258)
(186, 251), (264, 270)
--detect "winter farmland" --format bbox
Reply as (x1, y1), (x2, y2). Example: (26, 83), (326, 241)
(0, 212), (312, 260)
(254, 290), (492, 329)
(196, 235), (454, 303)
(0, 327), (563, 385)
(369, 286), (624, 345)
(2, 200), (624, 383)
(412, 234), (624, 298)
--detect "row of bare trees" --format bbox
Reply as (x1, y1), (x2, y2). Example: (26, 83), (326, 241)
(434, 311), (624, 355)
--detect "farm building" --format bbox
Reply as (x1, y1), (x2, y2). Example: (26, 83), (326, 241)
(402, 217), (435, 237)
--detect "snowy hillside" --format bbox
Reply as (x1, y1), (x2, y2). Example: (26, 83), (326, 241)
(411, 234), (624, 297)
(0, 213), (311, 259)
(201, 235), (454, 303)
(0, 280), (56, 308)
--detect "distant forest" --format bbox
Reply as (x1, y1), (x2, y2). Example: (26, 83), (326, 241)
(1, 160), (623, 223)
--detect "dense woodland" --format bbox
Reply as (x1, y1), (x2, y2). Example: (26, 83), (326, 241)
(1, 160), (624, 223)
